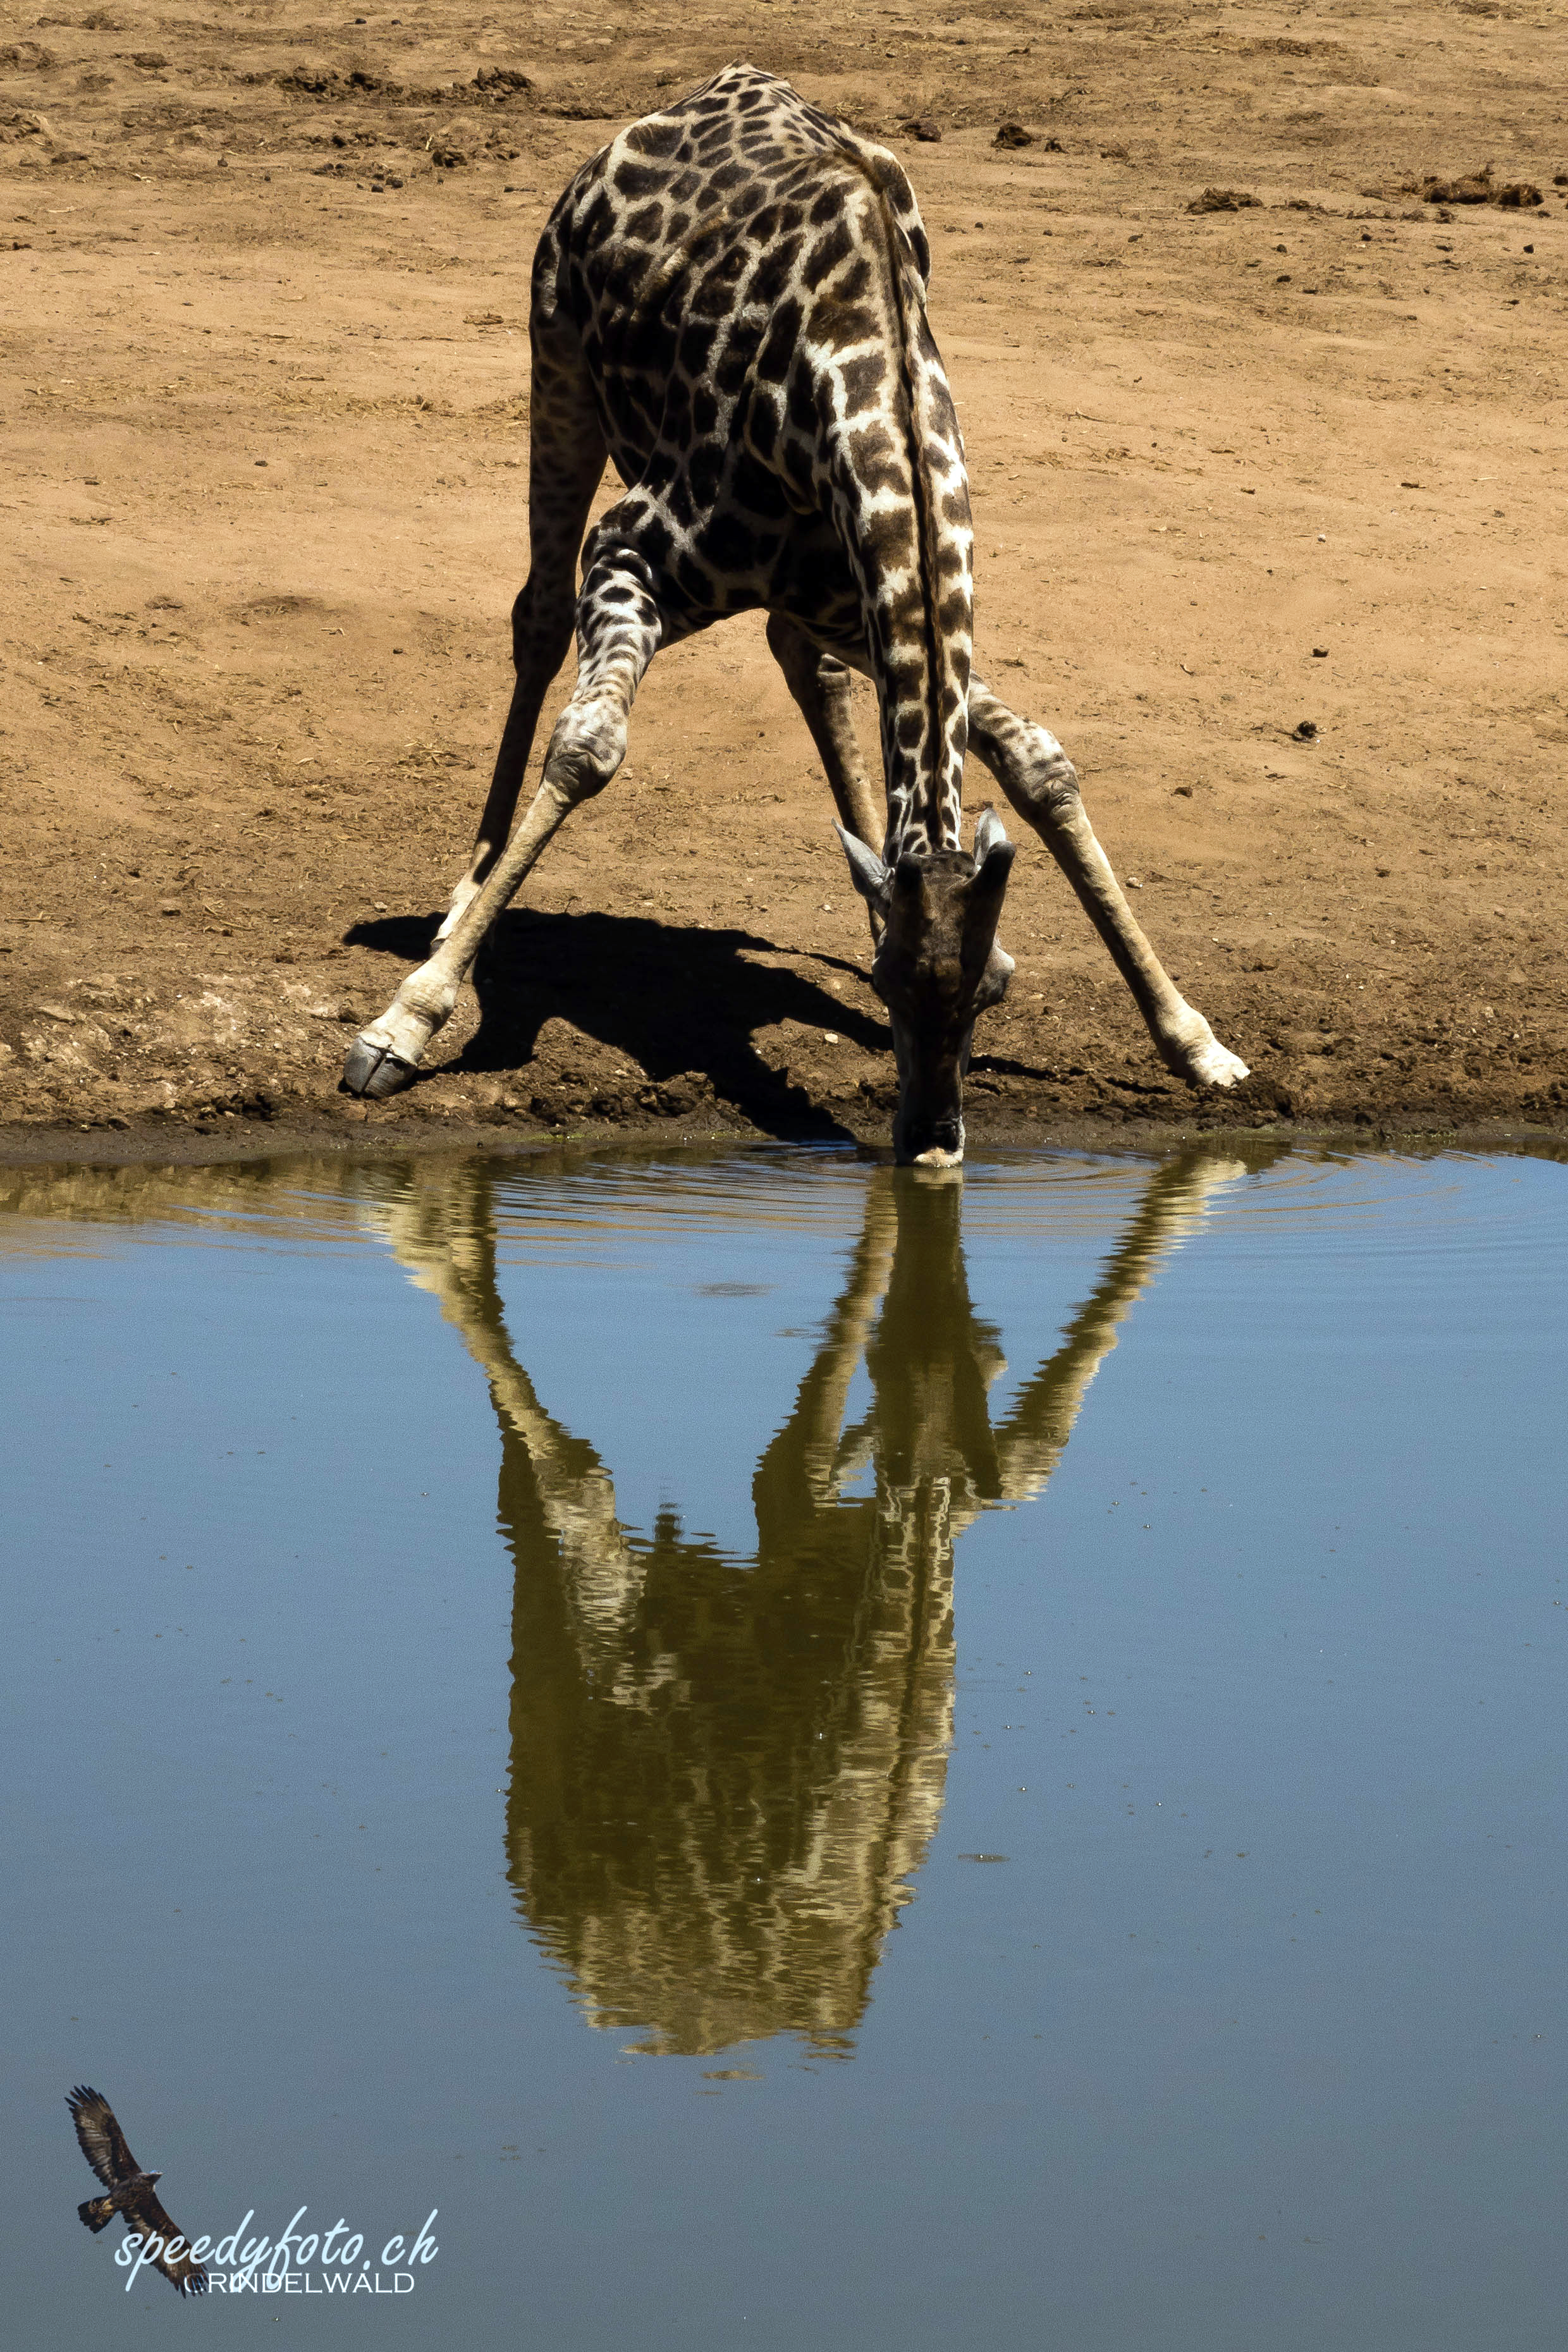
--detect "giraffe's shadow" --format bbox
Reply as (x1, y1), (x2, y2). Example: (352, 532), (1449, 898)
(342, 905), (893, 1139)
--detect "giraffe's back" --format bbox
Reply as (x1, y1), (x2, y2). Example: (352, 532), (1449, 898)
(534, 69), (953, 618)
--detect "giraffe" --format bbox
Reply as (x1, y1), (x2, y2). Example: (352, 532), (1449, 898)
(342, 64), (1249, 1163)
(369, 1148), (1247, 2054)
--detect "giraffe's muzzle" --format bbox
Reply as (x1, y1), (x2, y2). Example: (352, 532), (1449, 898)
(908, 1124), (966, 1170)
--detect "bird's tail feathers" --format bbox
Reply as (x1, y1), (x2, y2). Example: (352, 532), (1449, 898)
(79, 2195), (115, 2233)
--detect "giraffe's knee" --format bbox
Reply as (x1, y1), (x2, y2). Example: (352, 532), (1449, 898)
(1003, 740), (1081, 828)
(816, 656), (858, 721)
(543, 702), (625, 803)
(1034, 750), (1081, 818)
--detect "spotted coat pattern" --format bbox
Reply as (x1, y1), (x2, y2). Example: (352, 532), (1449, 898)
(542, 59), (972, 856)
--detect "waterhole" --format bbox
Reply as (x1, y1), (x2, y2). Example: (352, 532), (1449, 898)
(5, 1144), (1564, 2346)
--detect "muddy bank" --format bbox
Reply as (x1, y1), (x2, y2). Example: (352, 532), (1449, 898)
(2, 1100), (1564, 1177)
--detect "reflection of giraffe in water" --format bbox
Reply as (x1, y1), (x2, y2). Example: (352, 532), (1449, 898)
(377, 1154), (1242, 2056)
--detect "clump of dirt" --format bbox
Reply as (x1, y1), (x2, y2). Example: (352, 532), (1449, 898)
(994, 121), (1033, 150)
(0, 105), (49, 143)
(272, 64), (533, 107)
(273, 66), (373, 97)
(1187, 187), (1261, 212)
(1414, 164), (1542, 205)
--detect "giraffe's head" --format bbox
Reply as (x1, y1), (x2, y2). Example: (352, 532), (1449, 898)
(838, 808), (1016, 1168)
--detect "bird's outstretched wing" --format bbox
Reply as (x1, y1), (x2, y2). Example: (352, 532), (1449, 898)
(66, 2086), (139, 2190)
(126, 2187), (209, 2297)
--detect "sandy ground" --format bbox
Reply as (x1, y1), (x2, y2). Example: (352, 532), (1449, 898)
(2, 0), (1565, 1163)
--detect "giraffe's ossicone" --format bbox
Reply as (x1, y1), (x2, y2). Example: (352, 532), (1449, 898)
(343, 65), (1249, 1158)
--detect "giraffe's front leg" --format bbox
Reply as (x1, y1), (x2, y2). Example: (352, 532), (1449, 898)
(766, 615), (886, 951)
(343, 545), (663, 1100)
(340, 766), (584, 1102)
(967, 677), (1249, 1090)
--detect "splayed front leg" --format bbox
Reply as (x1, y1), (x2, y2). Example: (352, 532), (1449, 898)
(967, 678), (1249, 1091)
(346, 315), (611, 1097)
(343, 539), (663, 1100)
(344, 750), (620, 1100)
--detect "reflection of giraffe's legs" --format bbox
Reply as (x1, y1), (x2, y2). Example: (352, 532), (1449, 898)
(967, 676), (1249, 1089)
(344, 531), (665, 1097)
(988, 1147), (1249, 1506)
(754, 1172), (898, 1541)
(377, 1165), (642, 1636)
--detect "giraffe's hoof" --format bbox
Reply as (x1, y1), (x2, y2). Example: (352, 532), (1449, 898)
(1185, 1039), (1250, 1090)
(341, 1036), (420, 1099)
(1161, 1020), (1250, 1091)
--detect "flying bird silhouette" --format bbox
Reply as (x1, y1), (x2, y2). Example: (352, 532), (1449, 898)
(67, 2085), (208, 2295)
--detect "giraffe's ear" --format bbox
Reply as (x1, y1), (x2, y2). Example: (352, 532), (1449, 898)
(964, 816), (1015, 983)
(969, 802), (1015, 903)
(835, 824), (891, 913)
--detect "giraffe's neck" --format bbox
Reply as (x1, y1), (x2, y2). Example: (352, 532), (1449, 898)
(809, 142), (974, 864)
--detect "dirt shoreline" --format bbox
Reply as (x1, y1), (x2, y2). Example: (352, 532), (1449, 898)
(3, 1106), (1564, 1176)
(3, 0), (1564, 1159)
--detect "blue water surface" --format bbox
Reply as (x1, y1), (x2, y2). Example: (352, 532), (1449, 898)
(3, 1144), (1564, 2348)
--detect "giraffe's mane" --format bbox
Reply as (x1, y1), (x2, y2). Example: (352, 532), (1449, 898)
(811, 133), (947, 848)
